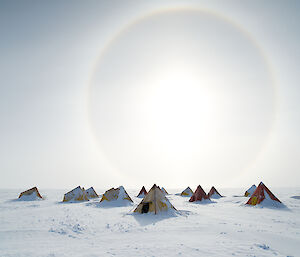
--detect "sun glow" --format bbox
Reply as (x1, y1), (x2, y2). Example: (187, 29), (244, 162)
(89, 9), (275, 185)
(142, 68), (220, 154)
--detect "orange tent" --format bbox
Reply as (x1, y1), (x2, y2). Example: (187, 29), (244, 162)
(19, 187), (42, 199)
(137, 186), (147, 197)
(246, 182), (281, 206)
(189, 185), (209, 202)
(208, 186), (222, 198)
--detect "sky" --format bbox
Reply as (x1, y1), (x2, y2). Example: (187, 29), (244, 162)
(0, 0), (299, 190)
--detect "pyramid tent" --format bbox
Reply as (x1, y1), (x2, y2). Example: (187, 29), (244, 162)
(157, 186), (163, 193)
(157, 186), (165, 194)
(180, 187), (193, 197)
(100, 186), (133, 203)
(19, 187), (42, 200)
(134, 184), (176, 214)
(208, 186), (223, 199)
(246, 182), (281, 206)
(137, 186), (147, 198)
(189, 185), (209, 202)
(244, 184), (257, 197)
(161, 187), (169, 195)
(63, 186), (89, 202)
(85, 187), (99, 199)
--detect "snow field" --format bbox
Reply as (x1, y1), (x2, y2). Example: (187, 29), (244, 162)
(0, 188), (299, 257)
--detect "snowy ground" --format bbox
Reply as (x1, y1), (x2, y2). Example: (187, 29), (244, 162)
(0, 187), (300, 257)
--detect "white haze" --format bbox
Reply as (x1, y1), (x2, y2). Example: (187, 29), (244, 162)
(0, 0), (299, 189)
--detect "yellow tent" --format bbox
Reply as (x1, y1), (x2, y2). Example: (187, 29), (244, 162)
(100, 186), (133, 203)
(85, 187), (99, 199)
(19, 187), (43, 200)
(180, 187), (193, 197)
(134, 184), (176, 214)
(63, 186), (89, 202)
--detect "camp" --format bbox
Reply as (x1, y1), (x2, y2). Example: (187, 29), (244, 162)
(100, 186), (133, 203)
(63, 186), (89, 202)
(244, 184), (257, 197)
(18, 187), (43, 200)
(246, 182), (282, 206)
(180, 187), (193, 197)
(208, 186), (223, 199)
(85, 187), (99, 199)
(137, 186), (147, 198)
(189, 185), (210, 202)
(161, 187), (169, 195)
(134, 184), (176, 214)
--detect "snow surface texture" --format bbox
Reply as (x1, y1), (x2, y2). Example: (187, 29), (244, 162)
(1, 188), (300, 257)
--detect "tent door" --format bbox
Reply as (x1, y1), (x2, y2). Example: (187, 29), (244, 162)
(141, 202), (150, 213)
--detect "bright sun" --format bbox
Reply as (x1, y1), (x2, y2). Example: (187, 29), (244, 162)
(142, 68), (219, 154)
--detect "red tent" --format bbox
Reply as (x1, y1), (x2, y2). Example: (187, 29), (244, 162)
(246, 182), (281, 205)
(189, 185), (209, 202)
(208, 186), (222, 198)
(137, 186), (147, 197)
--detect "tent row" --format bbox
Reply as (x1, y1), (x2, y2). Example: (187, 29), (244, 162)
(137, 185), (168, 197)
(17, 182), (283, 213)
(137, 185), (222, 200)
